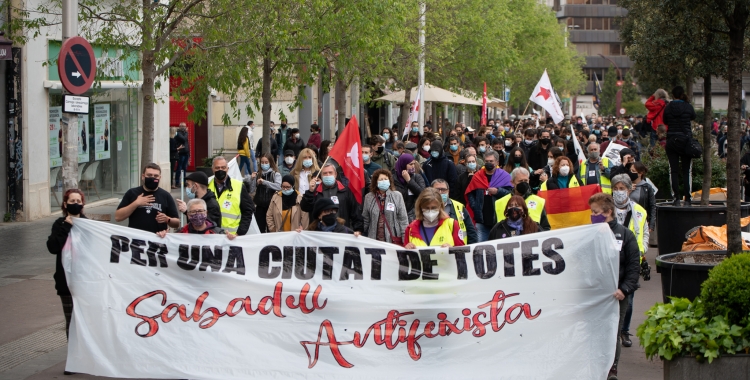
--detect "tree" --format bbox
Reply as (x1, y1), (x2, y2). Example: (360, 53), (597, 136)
(598, 66), (619, 116)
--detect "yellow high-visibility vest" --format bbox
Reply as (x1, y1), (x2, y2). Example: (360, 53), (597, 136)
(540, 175), (581, 191)
(207, 178), (244, 233)
(495, 194), (545, 224)
(409, 218), (459, 247)
(579, 158), (612, 194)
(448, 200), (468, 244)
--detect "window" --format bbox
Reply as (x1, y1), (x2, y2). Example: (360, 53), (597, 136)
(610, 43), (622, 55)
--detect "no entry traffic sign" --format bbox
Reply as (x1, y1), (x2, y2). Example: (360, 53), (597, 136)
(57, 36), (96, 95)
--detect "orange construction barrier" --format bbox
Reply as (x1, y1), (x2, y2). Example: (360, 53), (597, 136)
(691, 188), (728, 201)
(681, 216), (750, 251)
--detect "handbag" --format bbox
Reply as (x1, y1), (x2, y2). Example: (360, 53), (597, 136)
(377, 196), (403, 245)
(685, 136), (703, 159)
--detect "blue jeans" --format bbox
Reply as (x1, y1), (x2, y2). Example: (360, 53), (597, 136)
(174, 155), (189, 186)
(475, 223), (492, 243)
(238, 155), (252, 176)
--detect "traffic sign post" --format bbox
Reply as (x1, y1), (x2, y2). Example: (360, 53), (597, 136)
(619, 108), (626, 115)
(57, 36), (96, 95)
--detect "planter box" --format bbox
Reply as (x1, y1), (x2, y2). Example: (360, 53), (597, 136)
(655, 251), (727, 303)
(656, 201), (750, 256)
(664, 354), (750, 380)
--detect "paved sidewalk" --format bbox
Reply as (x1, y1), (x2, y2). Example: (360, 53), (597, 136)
(0, 195), (665, 379)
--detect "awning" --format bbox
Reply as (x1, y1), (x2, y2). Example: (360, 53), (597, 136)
(375, 83), (482, 106)
(487, 97), (507, 109)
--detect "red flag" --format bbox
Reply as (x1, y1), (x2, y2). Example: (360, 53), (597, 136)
(481, 82), (487, 126)
(328, 116), (365, 203)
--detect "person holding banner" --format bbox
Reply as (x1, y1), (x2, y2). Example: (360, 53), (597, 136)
(432, 179), (477, 244)
(175, 171), (221, 228)
(488, 195), (540, 239)
(362, 169), (408, 245)
(404, 188), (465, 248)
(588, 193), (640, 380)
(267, 175), (308, 232)
(47, 189), (86, 341)
(168, 199), (235, 238)
(301, 163), (363, 234)
(301, 198), (354, 234)
(540, 156), (580, 191)
(207, 157), (255, 235)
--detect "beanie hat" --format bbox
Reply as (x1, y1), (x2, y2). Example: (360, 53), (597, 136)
(312, 198), (338, 219)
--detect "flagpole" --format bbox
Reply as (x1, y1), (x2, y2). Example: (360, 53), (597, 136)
(312, 156), (332, 183)
(417, 1), (426, 132)
(515, 100), (531, 129)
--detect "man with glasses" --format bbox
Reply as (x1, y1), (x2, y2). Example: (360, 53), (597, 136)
(116, 163), (179, 233)
(432, 179), (477, 244)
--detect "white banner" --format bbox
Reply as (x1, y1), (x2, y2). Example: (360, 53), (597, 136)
(602, 142), (625, 167)
(63, 220), (620, 379)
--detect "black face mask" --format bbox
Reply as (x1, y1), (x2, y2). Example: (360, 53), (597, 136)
(144, 177), (159, 191)
(515, 181), (531, 196)
(628, 171), (639, 182)
(214, 170), (227, 181)
(66, 203), (83, 216)
(321, 213), (337, 227)
(484, 163), (496, 171)
(506, 207), (524, 222)
(377, 146), (384, 154)
(540, 138), (551, 145)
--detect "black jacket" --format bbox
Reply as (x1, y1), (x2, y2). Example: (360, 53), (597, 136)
(47, 216), (88, 296)
(528, 143), (551, 172)
(301, 181), (364, 232)
(422, 154), (459, 200)
(175, 130), (190, 156)
(608, 220), (641, 295)
(283, 137), (306, 158)
(393, 170), (426, 219)
(214, 178), (255, 235)
(631, 182), (656, 229)
(488, 219), (541, 240)
(663, 100), (696, 137)
(255, 137), (278, 158)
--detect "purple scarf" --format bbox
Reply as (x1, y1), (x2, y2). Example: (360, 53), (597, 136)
(488, 169), (512, 188)
(395, 153), (416, 184)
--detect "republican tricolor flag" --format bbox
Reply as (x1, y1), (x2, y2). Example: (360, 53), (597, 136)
(537, 185), (602, 230)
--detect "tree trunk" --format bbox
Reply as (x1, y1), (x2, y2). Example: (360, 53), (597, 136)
(261, 57), (272, 156)
(401, 87), (412, 138)
(725, 22), (747, 255)
(685, 79), (694, 104)
(335, 78), (346, 133)
(701, 74), (712, 206)
(61, 114), (78, 191)
(140, 50), (156, 172)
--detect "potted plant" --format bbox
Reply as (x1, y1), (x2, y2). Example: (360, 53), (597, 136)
(195, 148), (224, 176)
(638, 253), (750, 380)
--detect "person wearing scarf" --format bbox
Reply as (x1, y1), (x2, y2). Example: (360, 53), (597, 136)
(267, 175), (309, 232)
(174, 198), (235, 237)
(488, 195), (540, 239)
(464, 150), (513, 242)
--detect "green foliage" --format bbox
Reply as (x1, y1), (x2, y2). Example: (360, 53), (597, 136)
(637, 297), (750, 363)
(622, 100), (647, 116)
(599, 66), (640, 116)
(201, 148), (224, 168)
(701, 253), (750, 326)
(641, 144), (726, 199)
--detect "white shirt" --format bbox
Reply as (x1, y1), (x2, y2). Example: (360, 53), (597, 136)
(298, 170), (311, 193)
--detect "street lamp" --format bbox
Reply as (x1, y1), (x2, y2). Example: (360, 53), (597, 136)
(598, 54), (623, 117)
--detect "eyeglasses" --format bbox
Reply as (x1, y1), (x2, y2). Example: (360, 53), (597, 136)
(281, 186), (293, 190)
(434, 187), (449, 194)
(187, 209), (206, 215)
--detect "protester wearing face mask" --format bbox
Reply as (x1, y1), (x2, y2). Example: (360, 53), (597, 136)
(404, 188), (465, 248)
(283, 128), (306, 158)
(393, 153), (427, 219)
(370, 135), (397, 172)
(528, 130), (552, 175)
(168, 198), (235, 239)
(362, 144), (382, 176)
(494, 167), (551, 231)
(205, 156), (255, 235)
(540, 156), (580, 190)
(422, 140), (460, 200)
(503, 147), (530, 174)
(432, 179), (477, 244)
(519, 129), (537, 158)
(279, 150), (296, 176)
(115, 163), (179, 233)
(290, 148), (320, 193)
(629, 162), (656, 231)
(47, 189), (87, 341)
(418, 137), (432, 159)
(307, 123), (322, 149)
(488, 195), (541, 239)
(246, 153), (282, 233)
(267, 175), (309, 232)
(588, 193), (640, 380)
(175, 171), (221, 228)
(457, 153), (478, 204)
(300, 198), (354, 234)
(300, 162), (363, 235)
(362, 169), (409, 244)
(403, 121), (422, 145)
(610, 148), (636, 179)
(541, 149), (563, 183)
(446, 136), (462, 165)
(465, 151), (513, 242)
(382, 127), (396, 152)
(579, 142), (613, 194)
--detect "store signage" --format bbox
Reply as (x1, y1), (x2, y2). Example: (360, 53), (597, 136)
(58, 36), (97, 95)
(63, 95), (90, 114)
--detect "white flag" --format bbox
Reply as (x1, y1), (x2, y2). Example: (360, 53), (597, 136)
(580, 110), (588, 125)
(403, 86), (423, 137)
(570, 124), (586, 164)
(529, 70), (565, 124)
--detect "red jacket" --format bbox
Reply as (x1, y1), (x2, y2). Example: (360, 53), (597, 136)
(645, 96), (667, 131)
(307, 133), (322, 149)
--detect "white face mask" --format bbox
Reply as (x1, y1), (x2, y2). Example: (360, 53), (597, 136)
(285, 157), (295, 165)
(422, 210), (439, 222)
(559, 165), (570, 176)
(613, 190), (629, 206)
(547, 158), (555, 167)
(423, 145), (431, 152)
